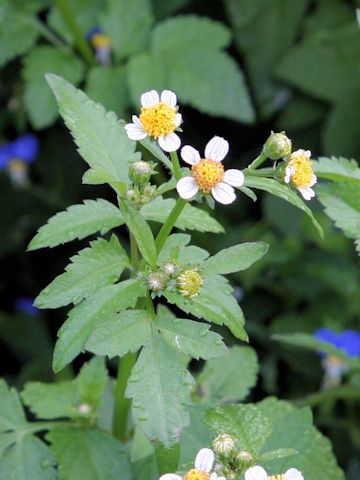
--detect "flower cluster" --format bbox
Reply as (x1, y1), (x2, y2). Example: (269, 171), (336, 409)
(160, 448), (225, 480)
(0, 134), (39, 187)
(284, 149), (317, 201)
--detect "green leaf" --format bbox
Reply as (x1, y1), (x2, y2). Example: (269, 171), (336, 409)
(141, 197), (224, 233)
(35, 236), (129, 309)
(48, 427), (131, 480)
(27, 199), (124, 251)
(164, 275), (247, 341)
(139, 136), (173, 171)
(126, 329), (193, 445)
(198, 346), (258, 403)
(0, 380), (26, 431)
(118, 198), (157, 268)
(157, 233), (209, 266)
(201, 242), (268, 275)
(154, 441), (180, 476)
(100, 0), (154, 60)
(245, 175), (324, 238)
(86, 310), (152, 358)
(313, 156), (360, 182)
(76, 357), (108, 410)
(23, 47), (84, 129)
(205, 404), (272, 454)
(46, 73), (140, 185)
(53, 279), (146, 372)
(155, 316), (227, 360)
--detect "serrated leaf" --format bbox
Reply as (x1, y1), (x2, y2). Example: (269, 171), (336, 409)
(118, 198), (157, 268)
(126, 329), (193, 445)
(0, 380), (26, 431)
(35, 236), (129, 309)
(313, 156), (360, 182)
(53, 279), (146, 372)
(245, 175), (324, 238)
(86, 310), (152, 358)
(155, 316), (227, 360)
(201, 242), (268, 275)
(157, 233), (209, 266)
(258, 448), (298, 462)
(100, 0), (154, 60)
(46, 73), (140, 185)
(198, 346), (258, 402)
(23, 47), (84, 129)
(48, 427), (131, 480)
(28, 199), (124, 251)
(164, 275), (247, 341)
(141, 197), (224, 233)
(76, 357), (108, 410)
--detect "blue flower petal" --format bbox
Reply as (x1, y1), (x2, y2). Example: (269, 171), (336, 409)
(86, 26), (102, 39)
(0, 144), (12, 169)
(12, 134), (39, 163)
(314, 327), (360, 357)
(15, 297), (38, 315)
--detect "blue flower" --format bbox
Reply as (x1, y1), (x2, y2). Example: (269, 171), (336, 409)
(15, 297), (38, 316)
(0, 133), (39, 169)
(86, 27), (112, 66)
(315, 327), (360, 357)
(86, 26), (102, 40)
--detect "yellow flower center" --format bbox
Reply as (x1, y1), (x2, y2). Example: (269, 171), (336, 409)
(326, 355), (343, 366)
(192, 159), (224, 193)
(268, 475), (286, 480)
(288, 154), (313, 188)
(183, 469), (210, 480)
(139, 102), (177, 138)
(9, 159), (26, 173)
(177, 270), (203, 299)
(91, 33), (111, 49)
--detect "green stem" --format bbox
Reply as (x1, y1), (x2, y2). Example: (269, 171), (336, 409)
(155, 198), (186, 253)
(244, 167), (274, 177)
(32, 17), (69, 51)
(293, 385), (360, 407)
(129, 231), (139, 273)
(54, 0), (94, 65)
(170, 151), (182, 180)
(247, 151), (268, 170)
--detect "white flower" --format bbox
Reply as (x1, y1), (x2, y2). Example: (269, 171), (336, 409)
(284, 149), (317, 201)
(125, 90), (182, 152)
(176, 136), (244, 205)
(245, 465), (304, 480)
(159, 448), (226, 480)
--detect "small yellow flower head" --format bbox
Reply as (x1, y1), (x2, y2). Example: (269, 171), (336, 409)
(129, 160), (153, 184)
(284, 149), (317, 200)
(263, 131), (292, 160)
(159, 449), (222, 480)
(183, 469), (210, 480)
(177, 269), (203, 299)
(91, 33), (111, 49)
(212, 433), (235, 455)
(147, 272), (168, 292)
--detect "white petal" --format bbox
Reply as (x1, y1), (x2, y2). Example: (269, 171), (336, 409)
(284, 165), (293, 183)
(141, 90), (159, 107)
(132, 115), (143, 127)
(125, 123), (147, 141)
(244, 466), (268, 480)
(194, 448), (214, 473)
(212, 182), (236, 204)
(174, 113), (183, 127)
(224, 169), (244, 187)
(205, 136), (229, 162)
(285, 468), (304, 480)
(181, 145), (200, 165)
(159, 475), (182, 480)
(310, 173), (317, 187)
(161, 90), (177, 108)
(298, 186), (315, 200)
(177, 177), (199, 200)
(158, 133), (181, 152)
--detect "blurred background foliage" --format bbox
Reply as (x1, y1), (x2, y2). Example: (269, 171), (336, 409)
(1, 0), (360, 478)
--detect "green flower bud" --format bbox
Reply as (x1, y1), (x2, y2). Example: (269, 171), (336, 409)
(147, 272), (168, 292)
(236, 450), (253, 469)
(176, 269), (203, 299)
(162, 262), (177, 277)
(212, 433), (235, 455)
(263, 131), (292, 160)
(129, 160), (153, 184)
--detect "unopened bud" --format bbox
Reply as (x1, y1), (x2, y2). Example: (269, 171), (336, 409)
(147, 272), (168, 292)
(236, 450), (253, 468)
(263, 131), (292, 160)
(176, 269), (203, 299)
(129, 161), (152, 184)
(162, 262), (177, 277)
(78, 403), (92, 415)
(212, 433), (235, 455)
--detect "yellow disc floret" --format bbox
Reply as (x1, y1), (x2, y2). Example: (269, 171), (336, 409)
(139, 102), (177, 138)
(183, 469), (210, 480)
(192, 159), (225, 193)
(287, 153), (314, 188)
(177, 269), (203, 299)
(268, 475), (287, 480)
(91, 33), (111, 49)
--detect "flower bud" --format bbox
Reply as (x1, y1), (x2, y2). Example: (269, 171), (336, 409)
(147, 272), (168, 292)
(263, 131), (292, 160)
(129, 160), (153, 184)
(176, 269), (203, 299)
(236, 450), (253, 469)
(212, 433), (235, 455)
(162, 262), (177, 277)
(78, 403), (92, 415)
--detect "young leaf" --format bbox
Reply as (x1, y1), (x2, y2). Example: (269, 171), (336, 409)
(157, 233), (209, 266)
(0, 380), (26, 431)
(201, 242), (268, 275)
(126, 329), (193, 445)
(76, 357), (108, 410)
(46, 73), (140, 185)
(53, 279), (146, 372)
(141, 197), (224, 233)
(313, 156), (360, 183)
(118, 198), (157, 268)
(28, 199), (124, 251)
(48, 427), (131, 480)
(35, 236), (129, 309)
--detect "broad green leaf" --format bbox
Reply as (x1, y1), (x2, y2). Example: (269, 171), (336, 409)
(198, 346), (258, 402)
(139, 136), (173, 171)
(205, 404), (272, 454)
(23, 47), (84, 129)
(258, 449), (298, 462)
(46, 74), (140, 185)
(313, 157), (360, 182)
(126, 329), (193, 445)
(201, 242), (268, 275)
(118, 198), (157, 268)
(76, 357), (108, 410)
(164, 275), (247, 341)
(0, 380), (26, 431)
(152, 0), (192, 18)
(86, 310), (152, 358)
(28, 199), (124, 251)
(53, 279), (146, 372)
(155, 316), (227, 360)
(157, 233), (209, 266)
(141, 197), (224, 233)
(48, 427), (131, 480)
(154, 442), (180, 476)
(100, 0), (154, 60)
(35, 236), (129, 309)
(245, 175), (324, 238)
(0, 1), (39, 66)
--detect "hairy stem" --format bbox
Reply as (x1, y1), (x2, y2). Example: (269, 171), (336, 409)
(170, 151), (182, 180)
(247, 151), (268, 170)
(155, 198), (186, 253)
